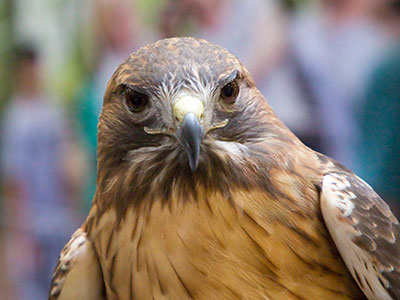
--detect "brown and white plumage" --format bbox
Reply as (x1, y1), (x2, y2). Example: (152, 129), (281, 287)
(321, 172), (400, 300)
(50, 37), (400, 300)
(49, 229), (105, 299)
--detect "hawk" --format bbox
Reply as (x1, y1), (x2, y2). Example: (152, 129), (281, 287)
(49, 38), (400, 300)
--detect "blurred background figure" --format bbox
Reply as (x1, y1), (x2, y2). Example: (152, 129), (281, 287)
(159, 0), (286, 91)
(287, 0), (391, 168)
(0, 0), (399, 298)
(75, 0), (147, 211)
(355, 0), (400, 215)
(0, 46), (78, 299)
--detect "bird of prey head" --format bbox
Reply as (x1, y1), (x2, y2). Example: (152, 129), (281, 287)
(97, 37), (298, 212)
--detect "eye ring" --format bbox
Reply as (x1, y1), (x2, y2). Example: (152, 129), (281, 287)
(123, 87), (149, 113)
(220, 81), (239, 104)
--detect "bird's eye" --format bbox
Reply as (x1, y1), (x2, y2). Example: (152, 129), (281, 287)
(124, 88), (149, 113)
(220, 81), (239, 104)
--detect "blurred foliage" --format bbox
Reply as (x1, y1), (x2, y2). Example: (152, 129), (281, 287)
(0, 0), (13, 214)
(55, 28), (95, 109)
(0, 0), (13, 113)
(137, 0), (164, 27)
(282, 0), (311, 11)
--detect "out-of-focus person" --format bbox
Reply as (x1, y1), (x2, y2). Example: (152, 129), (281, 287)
(356, 0), (400, 216)
(0, 45), (77, 300)
(286, 0), (391, 168)
(194, 0), (286, 86)
(160, 0), (286, 86)
(75, 0), (149, 211)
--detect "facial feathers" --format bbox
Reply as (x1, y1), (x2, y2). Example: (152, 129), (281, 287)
(96, 37), (300, 217)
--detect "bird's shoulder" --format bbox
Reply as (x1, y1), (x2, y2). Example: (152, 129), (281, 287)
(49, 228), (105, 300)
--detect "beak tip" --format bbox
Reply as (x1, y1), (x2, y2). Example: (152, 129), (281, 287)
(177, 112), (203, 172)
(189, 157), (199, 172)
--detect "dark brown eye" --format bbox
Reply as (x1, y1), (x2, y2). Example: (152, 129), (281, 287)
(220, 81), (239, 104)
(124, 88), (149, 112)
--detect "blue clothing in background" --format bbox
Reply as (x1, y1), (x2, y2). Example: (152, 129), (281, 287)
(356, 44), (400, 207)
(1, 95), (74, 299)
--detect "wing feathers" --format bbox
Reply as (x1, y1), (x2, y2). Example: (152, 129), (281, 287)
(321, 172), (400, 300)
(49, 228), (105, 300)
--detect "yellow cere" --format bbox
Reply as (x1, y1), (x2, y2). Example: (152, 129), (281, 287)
(173, 92), (204, 124)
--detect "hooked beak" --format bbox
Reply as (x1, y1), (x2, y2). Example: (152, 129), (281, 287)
(177, 113), (204, 171)
(174, 93), (204, 171)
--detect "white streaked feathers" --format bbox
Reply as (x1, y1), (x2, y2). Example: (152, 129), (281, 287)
(321, 173), (393, 300)
(213, 140), (248, 160)
(323, 173), (356, 217)
(49, 229), (104, 300)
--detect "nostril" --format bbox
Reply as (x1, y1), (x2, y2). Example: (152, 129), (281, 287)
(200, 113), (204, 120)
(175, 116), (180, 122)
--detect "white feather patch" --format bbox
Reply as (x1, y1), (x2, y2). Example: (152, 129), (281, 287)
(213, 141), (248, 163)
(321, 174), (393, 300)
